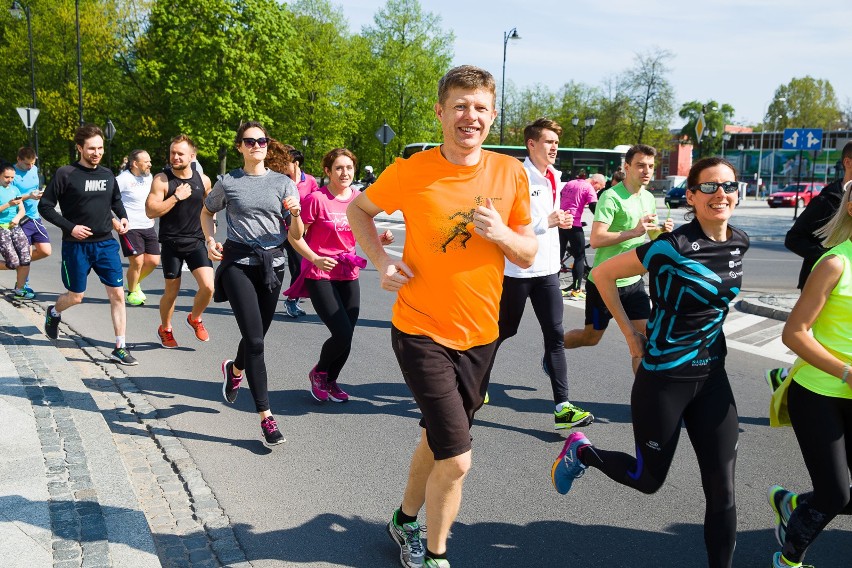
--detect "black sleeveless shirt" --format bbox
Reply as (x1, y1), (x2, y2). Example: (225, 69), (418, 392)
(159, 168), (205, 247)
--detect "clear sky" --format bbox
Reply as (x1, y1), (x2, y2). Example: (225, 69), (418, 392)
(340, 0), (850, 129)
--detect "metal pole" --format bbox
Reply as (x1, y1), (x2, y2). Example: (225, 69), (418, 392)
(769, 116), (778, 194)
(75, 0), (83, 124)
(24, 4), (39, 161)
(793, 148), (803, 220)
(499, 30), (508, 145)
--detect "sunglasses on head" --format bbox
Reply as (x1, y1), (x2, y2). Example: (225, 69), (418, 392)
(690, 181), (739, 194)
(242, 137), (269, 148)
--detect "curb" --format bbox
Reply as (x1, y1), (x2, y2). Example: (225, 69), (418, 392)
(737, 293), (798, 322)
(7, 296), (253, 568)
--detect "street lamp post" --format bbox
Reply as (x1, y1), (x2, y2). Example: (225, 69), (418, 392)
(75, 0), (83, 124)
(571, 115), (597, 148)
(768, 114), (783, 193)
(756, 96), (785, 199)
(10, 1), (39, 160)
(499, 27), (520, 145)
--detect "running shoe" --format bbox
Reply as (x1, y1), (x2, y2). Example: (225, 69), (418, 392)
(23, 279), (35, 296)
(283, 299), (300, 318)
(126, 290), (145, 306)
(135, 288), (147, 302)
(221, 359), (243, 404)
(327, 380), (349, 403)
(771, 551), (812, 567)
(186, 314), (210, 342)
(768, 485), (798, 546)
(260, 416), (285, 446)
(424, 558), (450, 568)
(569, 289), (586, 300)
(309, 366), (329, 402)
(44, 305), (61, 339)
(294, 299), (307, 316)
(560, 288), (571, 297)
(551, 431), (591, 494)
(483, 390), (490, 405)
(157, 325), (178, 349)
(554, 403), (594, 430)
(110, 347), (139, 366)
(13, 287), (36, 300)
(387, 509), (425, 568)
(765, 368), (788, 393)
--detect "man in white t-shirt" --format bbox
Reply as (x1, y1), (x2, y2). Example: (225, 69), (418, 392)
(115, 150), (159, 305)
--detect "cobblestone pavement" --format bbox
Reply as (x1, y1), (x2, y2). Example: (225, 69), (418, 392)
(0, 297), (254, 568)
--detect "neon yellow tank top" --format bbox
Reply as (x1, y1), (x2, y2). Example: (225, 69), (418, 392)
(793, 239), (852, 399)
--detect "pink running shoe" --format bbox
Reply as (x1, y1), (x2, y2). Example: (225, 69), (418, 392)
(327, 381), (349, 403)
(309, 366), (329, 402)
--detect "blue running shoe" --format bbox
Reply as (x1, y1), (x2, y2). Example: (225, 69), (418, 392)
(771, 551), (812, 567)
(768, 485), (798, 546)
(551, 431), (590, 494)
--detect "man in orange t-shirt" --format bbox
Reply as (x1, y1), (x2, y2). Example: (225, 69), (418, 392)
(348, 65), (536, 568)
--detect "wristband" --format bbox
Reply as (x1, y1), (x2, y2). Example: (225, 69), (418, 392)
(842, 363), (851, 384)
(174, 194), (181, 202)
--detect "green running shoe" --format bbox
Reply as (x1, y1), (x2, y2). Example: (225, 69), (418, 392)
(126, 290), (145, 306)
(424, 558), (450, 568)
(765, 368), (787, 392)
(555, 402), (594, 430)
(768, 485), (798, 546)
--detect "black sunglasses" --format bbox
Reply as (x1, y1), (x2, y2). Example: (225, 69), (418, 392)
(690, 181), (739, 194)
(242, 137), (269, 148)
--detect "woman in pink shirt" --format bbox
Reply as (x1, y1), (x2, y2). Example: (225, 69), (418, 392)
(287, 148), (393, 402)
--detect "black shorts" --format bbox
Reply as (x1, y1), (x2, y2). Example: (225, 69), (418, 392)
(391, 326), (498, 460)
(585, 280), (650, 330)
(118, 228), (160, 257)
(160, 239), (212, 279)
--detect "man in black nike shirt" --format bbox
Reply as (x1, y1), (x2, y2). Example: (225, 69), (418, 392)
(38, 124), (138, 366)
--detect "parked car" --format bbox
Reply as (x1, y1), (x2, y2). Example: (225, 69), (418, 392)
(766, 182), (826, 208)
(665, 181), (687, 208)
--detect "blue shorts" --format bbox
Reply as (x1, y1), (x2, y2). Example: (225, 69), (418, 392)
(61, 239), (124, 293)
(21, 216), (50, 245)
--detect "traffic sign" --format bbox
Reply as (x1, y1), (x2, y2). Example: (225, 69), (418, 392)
(16, 107), (40, 130)
(695, 114), (706, 142)
(375, 121), (395, 146)
(105, 119), (117, 142)
(782, 128), (823, 151)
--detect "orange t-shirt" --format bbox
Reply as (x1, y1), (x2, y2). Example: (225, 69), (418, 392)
(366, 147), (531, 350)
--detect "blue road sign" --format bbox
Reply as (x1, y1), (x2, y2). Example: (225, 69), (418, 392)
(782, 128), (823, 151)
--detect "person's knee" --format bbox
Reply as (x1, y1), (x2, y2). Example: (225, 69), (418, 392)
(245, 336), (265, 357)
(434, 452), (471, 481)
(65, 292), (85, 306)
(580, 327), (604, 346)
(634, 473), (665, 495)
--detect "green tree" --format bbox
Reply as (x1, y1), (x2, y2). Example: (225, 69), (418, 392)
(0, 0), (126, 172)
(277, 0), (368, 175)
(133, 0), (301, 168)
(767, 76), (841, 130)
(360, 0), (453, 170)
(591, 76), (635, 149)
(678, 100), (735, 158)
(492, 82), (560, 147)
(622, 47), (676, 146)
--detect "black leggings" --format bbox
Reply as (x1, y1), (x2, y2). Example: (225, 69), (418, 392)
(564, 226), (586, 290)
(283, 239), (301, 286)
(581, 366), (739, 568)
(498, 273), (568, 403)
(221, 262), (285, 412)
(782, 379), (852, 563)
(306, 279), (359, 381)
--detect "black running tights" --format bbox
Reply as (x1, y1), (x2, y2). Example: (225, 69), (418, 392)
(221, 262), (285, 413)
(306, 278), (359, 381)
(580, 367), (739, 568)
(782, 379), (852, 563)
(498, 273), (569, 403)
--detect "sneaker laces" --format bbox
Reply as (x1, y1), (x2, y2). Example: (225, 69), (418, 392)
(403, 523), (424, 556)
(160, 327), (175, 342)
(261, 417), (279, 434)
(114, 348), (129, 358)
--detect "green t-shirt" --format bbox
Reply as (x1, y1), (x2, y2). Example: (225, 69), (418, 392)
(590, 182), (657, 287)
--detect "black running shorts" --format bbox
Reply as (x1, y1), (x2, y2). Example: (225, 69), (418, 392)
(585, 280), (651, 330)
(391, 326), (498, 460)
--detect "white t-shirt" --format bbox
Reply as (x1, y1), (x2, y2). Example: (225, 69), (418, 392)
(116, 170), (154, 229)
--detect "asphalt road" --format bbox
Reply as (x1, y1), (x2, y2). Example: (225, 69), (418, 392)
(14, 207), (850, 568)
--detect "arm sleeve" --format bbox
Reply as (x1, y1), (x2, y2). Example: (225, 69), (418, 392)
(592, 191), (617, 225)
(38, 170), (76, 233)
(204, 179), (227, 214)
(508, 168), (532, 227)
(365, 161), (402, 214)
(784, 193), (835, 259)
(636, 233), (676, 271)
(110, 177), (128, 219)
(300, 192), (320, 225)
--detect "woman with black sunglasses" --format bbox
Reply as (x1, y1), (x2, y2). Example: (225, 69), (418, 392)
(550, 157), (748, 568)
(201, 121), (301, 447)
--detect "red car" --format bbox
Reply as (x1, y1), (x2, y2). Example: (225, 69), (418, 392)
(767, 182), (826, 208)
